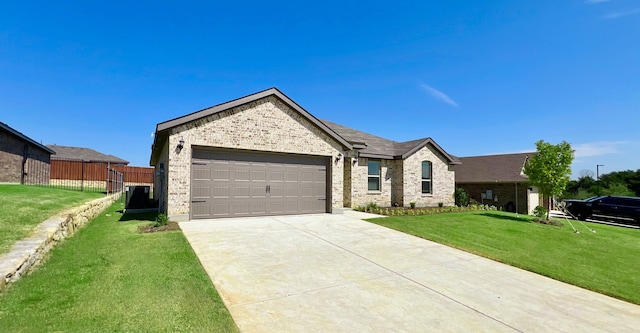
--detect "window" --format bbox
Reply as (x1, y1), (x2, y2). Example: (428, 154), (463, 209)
(421, 161), (432, 194)
(368, 160), (381, 191)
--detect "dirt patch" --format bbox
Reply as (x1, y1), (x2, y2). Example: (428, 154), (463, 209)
(138, 221), (181, 233)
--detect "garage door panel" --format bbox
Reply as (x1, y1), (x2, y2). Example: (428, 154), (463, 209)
(212, 186), (229, 198)
(251, 186), (267, 197)
(251, 170), (266, 181)
(211, 203), (230, 216)
(212, 169), (230, 181)
(191, 149), (328, 219)
(234, 186), (250, 198)
(235, 170), (250, 181)
(193, 186), (211, 199)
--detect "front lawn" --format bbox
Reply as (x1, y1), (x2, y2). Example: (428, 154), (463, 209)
(0, 202), (238, 332)
(369, 211), (640, 305)
(0, 185), (104, 254)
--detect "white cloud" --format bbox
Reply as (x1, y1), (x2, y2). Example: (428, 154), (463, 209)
(572, 141), (628, 158)
(419, 83), (459, 107)
(603, 8), (640, 19)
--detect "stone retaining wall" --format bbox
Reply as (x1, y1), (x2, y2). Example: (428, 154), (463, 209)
(0, 193), (121, 292)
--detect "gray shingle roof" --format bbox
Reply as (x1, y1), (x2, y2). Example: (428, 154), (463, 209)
(319, 119), (460, 164)
(0, 121), (55, 155)
(149, 87), (459, 165)
(453, 152), (535, 183)
(46, 145), (129, 164)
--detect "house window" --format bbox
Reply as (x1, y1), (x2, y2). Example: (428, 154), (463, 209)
(368, 160), (381, 191)
(422, 161), (432, 194)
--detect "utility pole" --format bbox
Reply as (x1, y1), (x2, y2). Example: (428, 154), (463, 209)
(596, 164), (604, 196)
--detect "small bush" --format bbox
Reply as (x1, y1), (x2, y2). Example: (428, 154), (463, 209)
(533, 206), (547, 219)
(454, 187), (469, 206)
(154, 214), (169, 227)
(409, 202), (416, 209)
(438, 202), (444, 208)
(365, 202), (378, 212)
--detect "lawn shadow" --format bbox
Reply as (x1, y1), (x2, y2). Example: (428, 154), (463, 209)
(118, 211), (158, 222)
(480, 212), (531, 223)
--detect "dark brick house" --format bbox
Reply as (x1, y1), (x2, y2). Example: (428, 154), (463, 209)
(0, 122), (55, 184)
(453, 152), (543, 215)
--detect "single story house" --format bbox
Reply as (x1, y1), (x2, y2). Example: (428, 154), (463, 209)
(150, 88), (460, 220)
(0, 121), (55, 184)
(46, 145), (129, 165)
(453, 152), (542, 215)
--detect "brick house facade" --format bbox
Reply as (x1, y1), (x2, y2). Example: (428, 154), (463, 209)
(453, 153), (542, 215)
(0, 122), (54, 184)
(150, 88), (459, 220)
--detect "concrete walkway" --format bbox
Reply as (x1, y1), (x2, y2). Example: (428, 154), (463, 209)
(180, 214), (640, 333)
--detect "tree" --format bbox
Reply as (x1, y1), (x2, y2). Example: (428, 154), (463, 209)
(523, 140), (574, 219)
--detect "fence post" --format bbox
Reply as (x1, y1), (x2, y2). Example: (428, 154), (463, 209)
(81, 160), (85, 191)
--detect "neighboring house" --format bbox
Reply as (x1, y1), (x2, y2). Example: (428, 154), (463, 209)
(453, 152), (542, 215)
(0, 121), (55, 184)
(46, 145), (129, 165)
(46, 145), (131, 191)
(150, 87), (460, 221)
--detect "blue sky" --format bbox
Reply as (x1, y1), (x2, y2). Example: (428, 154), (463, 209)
(1, 1), (638, 178)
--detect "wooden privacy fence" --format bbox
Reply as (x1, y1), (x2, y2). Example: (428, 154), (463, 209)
(27, 158), (152, 193)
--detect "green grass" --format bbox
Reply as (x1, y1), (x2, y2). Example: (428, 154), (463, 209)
(369, 211), (640, 305)
(0, 202), (238, 332)
(0, 185), (104, 254)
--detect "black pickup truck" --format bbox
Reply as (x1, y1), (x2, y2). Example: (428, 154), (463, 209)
(563, 196), (640, 224)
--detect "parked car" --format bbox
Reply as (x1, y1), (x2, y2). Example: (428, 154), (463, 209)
(563, 196), (640, 224)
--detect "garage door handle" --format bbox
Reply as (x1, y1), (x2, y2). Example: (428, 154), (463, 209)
(192, 200), (206, 203)
(266, 185), (271, 193)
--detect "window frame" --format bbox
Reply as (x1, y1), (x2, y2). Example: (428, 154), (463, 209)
(367, 160), (381, 191)
(421, 161), (432, 194)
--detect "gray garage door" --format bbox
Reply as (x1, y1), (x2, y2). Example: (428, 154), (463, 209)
(191, 149), (329, 219)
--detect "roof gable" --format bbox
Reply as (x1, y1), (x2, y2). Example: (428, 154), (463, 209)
(453, 152), (534, 183)
(150, 88), (352, 165)
(0, 121), (55, 155)
(319, 119), (459, 164)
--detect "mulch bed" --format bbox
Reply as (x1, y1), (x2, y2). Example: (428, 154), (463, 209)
(138, 221), (181, 233)
(533, 218), (563, 226)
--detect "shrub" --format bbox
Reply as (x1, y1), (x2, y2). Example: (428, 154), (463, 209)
(154, 214), (169, 227)
(454, 187), (470, 206)
(365, 202), (378, 213)
(409, 202), (416, 209)
(533, 206), (547, 219)
(438, 202), (444, 208)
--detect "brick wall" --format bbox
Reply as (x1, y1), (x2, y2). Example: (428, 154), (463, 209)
(457, 182), (530, 214)
(0, 131), (50, 184)
(160, 96), (345, 219)
(403, 145), (455, 207)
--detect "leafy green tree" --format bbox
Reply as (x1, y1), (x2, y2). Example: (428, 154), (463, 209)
(523, 140), (574, 219)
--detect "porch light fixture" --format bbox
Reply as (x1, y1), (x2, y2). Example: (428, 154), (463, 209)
(353, 156), (358, 165)
(335, 153), (342, 163)
(177, 137), (185, 150)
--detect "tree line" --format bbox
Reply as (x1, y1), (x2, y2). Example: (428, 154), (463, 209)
(563, 169), (640, 199)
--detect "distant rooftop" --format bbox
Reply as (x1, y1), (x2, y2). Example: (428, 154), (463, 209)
(46, 145), (129, 164)
(453, 152), (534, 183)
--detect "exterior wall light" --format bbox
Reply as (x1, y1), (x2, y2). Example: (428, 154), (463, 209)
(335, 153), (342, 163)
(177, 137), (185, 151)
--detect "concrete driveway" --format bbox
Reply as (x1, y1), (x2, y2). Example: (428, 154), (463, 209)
(180, 213), (640, 333)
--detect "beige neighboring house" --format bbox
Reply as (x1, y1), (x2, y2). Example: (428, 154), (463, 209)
(453, 152), (543, 215)
(149, 88), (460, 221)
